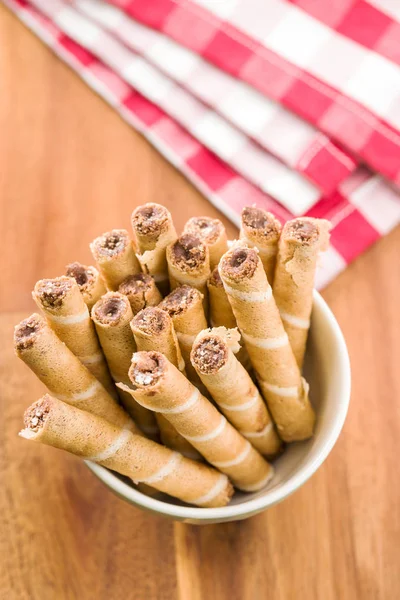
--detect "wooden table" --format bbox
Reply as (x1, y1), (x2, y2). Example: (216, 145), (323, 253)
(1, 6), (399, 599)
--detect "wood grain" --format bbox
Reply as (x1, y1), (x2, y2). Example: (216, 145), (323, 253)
(1, 5), (400, 599)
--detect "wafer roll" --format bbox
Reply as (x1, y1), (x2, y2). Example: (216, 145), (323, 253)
(118, 273), (162, 315)
(32, 277), (116, 397)
(131, 307), (185, 373)
(65, 262), (107, 310)
(20, 395), (233, 508)
(91, 293), (159, 438)
(239, 207), (281, 285)
(90, 229), (141, 291)
(166, 234), (210, 313)
(273, 217), (331, 368)
(191, 328), (282, 456)
(14, 314), (133, 430)
(219, 243), (315, 441)
(131, 307), (201, 459)
(183, 216), (228, 270)
(123, 352), (273, 491)
(159, 286), (207, 387)
(207, 267), (250, 370)
(131, 203), (177, 295)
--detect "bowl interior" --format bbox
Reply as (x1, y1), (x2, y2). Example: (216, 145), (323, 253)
(86, 291), (350, 523)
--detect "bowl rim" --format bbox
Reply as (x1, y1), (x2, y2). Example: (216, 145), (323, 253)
(86, 290), (351, 521)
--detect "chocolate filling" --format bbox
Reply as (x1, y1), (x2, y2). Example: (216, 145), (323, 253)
(132, 203), (169, 237)
(119, 273), (153, 296)
(14, 315), (44, 350)
(36, 277), (73, 309)
(93, 230), (127, 257)
(192, 337), (228, 374)
(66, 262), (94, 288)
(93, 294), (127, 324)
(185, 217), (222, 244)
(242, 207), (280, 239)
(208, 267), (223, 288)
(220, 247), (259, 280)
(24, 397), (51, 432)
(171, 234), (206, 271)
(132, 307), (168, 335)
(130, 351), (165, 387)
(159, 285), (198, 316)
(285, 219), (318, 244)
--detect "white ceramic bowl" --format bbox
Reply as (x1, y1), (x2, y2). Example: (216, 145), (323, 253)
(86, 291), (350, 524)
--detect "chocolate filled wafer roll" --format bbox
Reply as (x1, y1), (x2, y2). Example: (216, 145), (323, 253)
(131, 307), (201, 459)
(124, 352), (273, 492)
(131, 203), (177, 295)
(32, 277), (116, 397)
(183, 216), (228, 270)
(159, 286), (207, 387)
(21, 395), (233, 508)
(90, 229), (141, 291)
(219, 242), (315, 442)
(65, 262), (107, 310)
(273, 217), (331, 368)
(91, 293), (159, 439)
(239, 207), (281, 285)
(118, 273), (162, 316)
(14, 314), (133, 430)
(191, 328), (282, 456)
(166, 234), (210, 313)
(131, 307), (185, 373)
(207, 268), (250, 370)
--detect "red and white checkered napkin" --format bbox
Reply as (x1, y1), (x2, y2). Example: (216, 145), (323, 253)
(6, 0), (400, 288)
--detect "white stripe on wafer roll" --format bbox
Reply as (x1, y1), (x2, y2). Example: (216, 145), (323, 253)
(241, 331), (289, 350)
(279, 311), (310, 329)
(126, 351), (273, 491)
(44, 308), (90, 324)
(221, 283), (272, 303)
(219, 242), (315, 442)
(20, 395), (233, 508)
